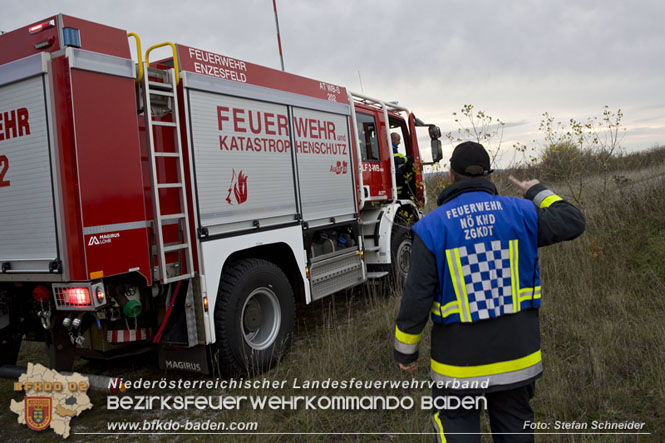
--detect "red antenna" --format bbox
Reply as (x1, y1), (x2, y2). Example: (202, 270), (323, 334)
(272, 0), (285, 71)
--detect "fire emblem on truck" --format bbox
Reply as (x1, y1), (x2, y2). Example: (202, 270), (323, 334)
(330, 160), (348, 175)
(226, 169), (248, 204)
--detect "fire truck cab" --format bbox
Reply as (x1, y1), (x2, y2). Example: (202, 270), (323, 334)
(0, 14), (442, 375)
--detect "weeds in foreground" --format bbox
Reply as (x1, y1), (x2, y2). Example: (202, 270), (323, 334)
(3, 175), (664, 442)
(6, 180), (663, 442)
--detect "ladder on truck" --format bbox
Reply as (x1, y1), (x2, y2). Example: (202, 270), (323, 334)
(140, 64), (194, 284)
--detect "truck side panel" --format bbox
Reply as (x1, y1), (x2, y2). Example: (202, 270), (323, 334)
(0, 16), (60, 65)
(354, 106), (392, 202)
(61, 15), (132, 59)
(0, 74), (58, 269)
(176, 44), (348, 105)
(50, 56), (86, 281)
(69, 67), (151, 282)
(187, 90), (298, 234)
(292, 107), (356, 227)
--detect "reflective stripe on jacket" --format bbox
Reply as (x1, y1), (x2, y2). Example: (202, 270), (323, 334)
(413, 190), (540, 325)
(394, 152), (408, 192)
(393, 179), (585, 391)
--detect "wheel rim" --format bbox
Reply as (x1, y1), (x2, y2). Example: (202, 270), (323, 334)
(241, 287), (281, 351)
(396, 238), (412, 278)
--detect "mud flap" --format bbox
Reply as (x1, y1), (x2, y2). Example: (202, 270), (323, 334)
(158, 344), (210, 375)
(46, 326), (75, 372)
(158, 280), (201, 347)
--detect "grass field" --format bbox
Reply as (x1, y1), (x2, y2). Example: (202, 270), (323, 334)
(2, 161), (664, 442)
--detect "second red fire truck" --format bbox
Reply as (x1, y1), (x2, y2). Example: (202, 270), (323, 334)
(0, 14), (442, 375)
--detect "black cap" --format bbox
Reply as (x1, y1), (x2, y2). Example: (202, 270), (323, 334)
(450, 141), (493, 176)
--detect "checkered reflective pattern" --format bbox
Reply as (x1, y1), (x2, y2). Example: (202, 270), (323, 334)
(458, 240), (514, 320)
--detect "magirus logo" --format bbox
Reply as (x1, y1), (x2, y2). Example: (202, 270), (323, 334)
(87, 233), (120, 246)
(226, 169), (248, 205)
(330, 161), (348, 175)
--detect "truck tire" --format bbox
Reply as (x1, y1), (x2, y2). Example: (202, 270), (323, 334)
(0, 300), (22, 365)
(214, 259), (295, 376)
(0, 327), (22, 366)
(390, 223), (412, 290)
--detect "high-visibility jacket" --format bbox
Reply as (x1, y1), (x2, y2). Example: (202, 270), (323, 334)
(394, 179), (585, 392)
(414, 190), (541, 325)
(393, 151), (409, 195)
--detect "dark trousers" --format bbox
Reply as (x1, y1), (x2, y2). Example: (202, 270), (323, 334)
(431, 383), (536, 443)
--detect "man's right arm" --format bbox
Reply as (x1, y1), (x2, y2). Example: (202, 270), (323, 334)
(509, 175), (586, 246)
(525, 184), (586, 246)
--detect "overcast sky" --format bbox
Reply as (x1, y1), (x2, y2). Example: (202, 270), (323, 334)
(3, 0), (664, 166)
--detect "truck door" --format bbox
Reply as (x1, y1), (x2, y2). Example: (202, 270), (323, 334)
(0, 55), (60, 274)
(355, 110), (392, 202)
(389, 114), (424, 204)
(407, 112), (424, 206)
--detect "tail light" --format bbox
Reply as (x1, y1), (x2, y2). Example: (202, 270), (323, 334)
(52, 283), (107, 311)
(32, 285), (52, 303)
(95, 286), (105, 303)
(55, 287), (91, 308)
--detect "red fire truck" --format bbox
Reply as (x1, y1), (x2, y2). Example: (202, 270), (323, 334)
(0, 14), (442, 374)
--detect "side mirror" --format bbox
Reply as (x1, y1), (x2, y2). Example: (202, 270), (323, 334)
(428, 125), (442, 139)
(431, 139), (442, 163)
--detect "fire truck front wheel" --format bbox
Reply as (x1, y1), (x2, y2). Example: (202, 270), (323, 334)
(215, 259), (295, 376)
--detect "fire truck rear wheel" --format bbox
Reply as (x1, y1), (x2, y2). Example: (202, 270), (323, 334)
(391, 224), (412, 289)
(0, 326), (22, 366)
(0, 299), (22, 365)
(215, 259), (295, 376)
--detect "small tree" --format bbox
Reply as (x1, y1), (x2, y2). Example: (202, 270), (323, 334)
(446, 104), (506, 170)
(424, 162), (451, 213)
(530, 107), (625, 205)
(587, 107), (625, 192)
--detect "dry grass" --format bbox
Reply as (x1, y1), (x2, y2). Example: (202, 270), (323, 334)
(2, 167), (665, 442)
(529, 176), (665, 442)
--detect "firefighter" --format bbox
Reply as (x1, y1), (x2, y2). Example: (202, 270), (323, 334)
(393, 141), (585, 442)
(392, 132), (411, 198)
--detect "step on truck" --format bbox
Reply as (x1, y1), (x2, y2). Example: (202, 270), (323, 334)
(0, 14), (442, 375)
